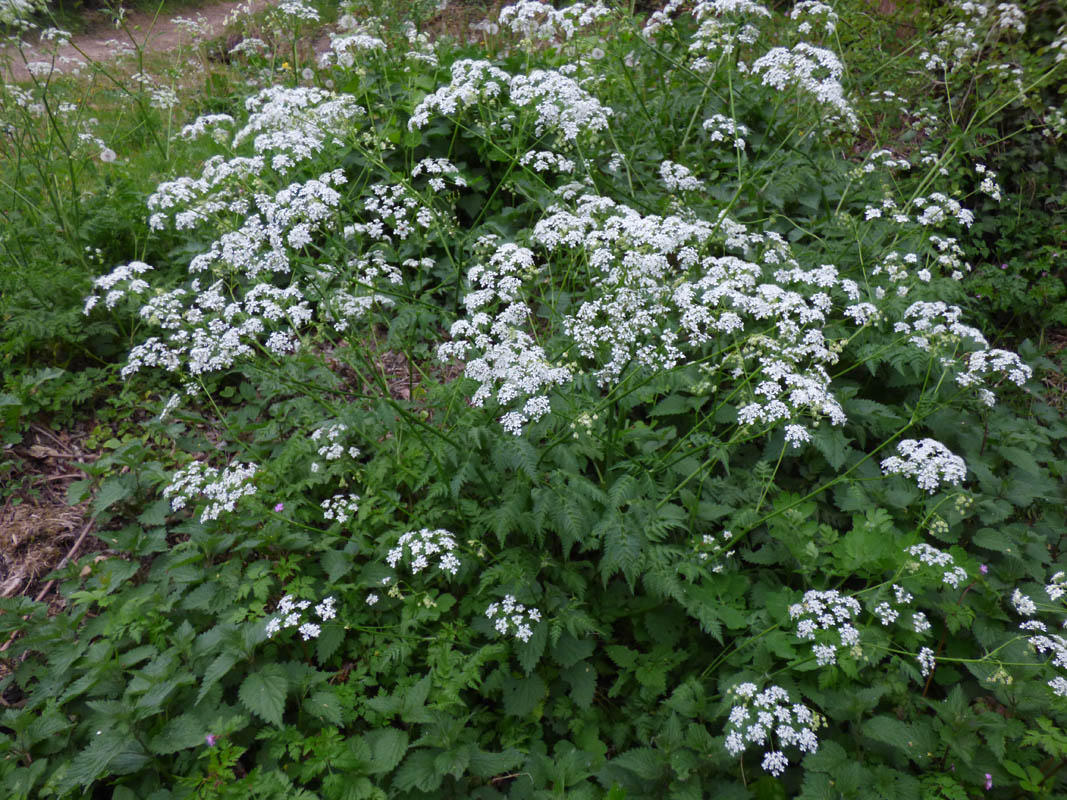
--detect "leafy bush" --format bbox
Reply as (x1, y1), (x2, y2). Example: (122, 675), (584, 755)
(3, 1), (1067, 798)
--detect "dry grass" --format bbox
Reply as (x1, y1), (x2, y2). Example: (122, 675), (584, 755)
(1, 423), (100, 603)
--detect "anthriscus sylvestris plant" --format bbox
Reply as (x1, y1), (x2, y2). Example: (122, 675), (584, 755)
(3, 1), (1067, 798)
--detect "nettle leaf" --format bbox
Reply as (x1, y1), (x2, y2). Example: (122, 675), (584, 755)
(197, 652), (238, 705)
(502, 672), (546, 717)
(149, 714), (204, 754)
(551, 633), (594, 668)
(608, 746), (665, 781)
(58, 732), (126, 792)
(306, 689), (343, 725)
(393, 749), (442, 793)
(366, 727), (409, 774)
(517, 618), (549, 675)
(401, 674), (433, 724)
(238, 664), (288, 727)
(469, 747), (523, 778)
(563, 660), (597, 709)
(862, 716), (933, 764)
(316, 623), (345, 664)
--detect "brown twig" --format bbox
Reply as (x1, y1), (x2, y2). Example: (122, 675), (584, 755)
(29, 423), (74, 457)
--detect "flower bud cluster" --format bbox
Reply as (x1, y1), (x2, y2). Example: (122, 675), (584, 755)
(723, 683), (820, 777)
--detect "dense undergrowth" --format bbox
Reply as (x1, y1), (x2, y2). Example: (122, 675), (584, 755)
(2, 0), (1067, 798)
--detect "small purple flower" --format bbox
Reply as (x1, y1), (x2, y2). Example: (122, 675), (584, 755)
(274, 503), (285, 512)
(984, 773), (993, 791)
(205, 734), (217, 747)
(980, 564), (988, 575)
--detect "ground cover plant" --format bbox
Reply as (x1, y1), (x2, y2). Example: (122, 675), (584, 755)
(2, 0), (1067, 797)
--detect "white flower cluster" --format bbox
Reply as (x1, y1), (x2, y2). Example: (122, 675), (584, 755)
(917, 646), (936, 677)
(519, 150), (577, 173)
(83, 261), (153, 314)
(311, 423), (361, 461)
(723, 683), (819, 777)
(871, 584), (913, 626)
(974, 163), (1002, 201)
(163, 461), (258, 523)
(789, 1), (838, 35)
(789, 590), (862, 666)
(438, 243), (572, 434)
(659, 160), (706, 192)
(905, 543), (969, 588)
(409, 60), (611, 142)
(265, 594), (337, 640)
(882, 440), (967, 494)
(509, 69), (613, 141)
(177, 114), (235, 143)
(387, 528), (462, 576)
(321, 493), (361, 524)
(862, 149), (912, 174)
(123, 276), (314, 378)
(703, 114), (749, 149)
(913, 193), (975, 228)
(1046, 571), (1067, 602)
(233, 87), (364, 174)
(412, 157), (468, 192)
(498, 0), (610, 42)
(318, 32), (387, 69)
(273, 0), (319, 22)
(685, 0), (768, 67)
(696, 530), (735, 573)
(0, 0), (44, 26)
(1012, 588), (1037, 616)
(752, 43), (857, 129)
(485, 595), (542, 642)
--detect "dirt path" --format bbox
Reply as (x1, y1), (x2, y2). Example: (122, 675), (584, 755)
(2, 0), (269, 83)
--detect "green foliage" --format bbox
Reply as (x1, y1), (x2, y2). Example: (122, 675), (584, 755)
(2, 0), (1067, 798)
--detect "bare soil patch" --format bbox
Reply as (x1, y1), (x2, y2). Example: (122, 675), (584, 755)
(2, 0), (268, 82)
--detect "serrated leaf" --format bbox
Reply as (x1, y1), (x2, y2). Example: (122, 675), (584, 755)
(149, 715), (204, 754)
(137, 498), (172, 526)
(469, 747), (523, 778)
(92, 476), (132, 515)
(502, 673), (546, 717)
(605, 645), (636, 670)
(238, 665), (287, 727)
(307, 689), (344, 725)
(393, 749), (442, 793)
(320, 549), (352, 583)
(59, 733), (126, 791)
(551, 633), (594, 668)
(366, 727), (408, 774)
(197, 652), (237, 705)
(316, 623), (344, 664)
(610, 746), (664, 781)
(400, 673), (432, 723)
(517, 618), (548, 675)
(563, 660), (596, 709)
